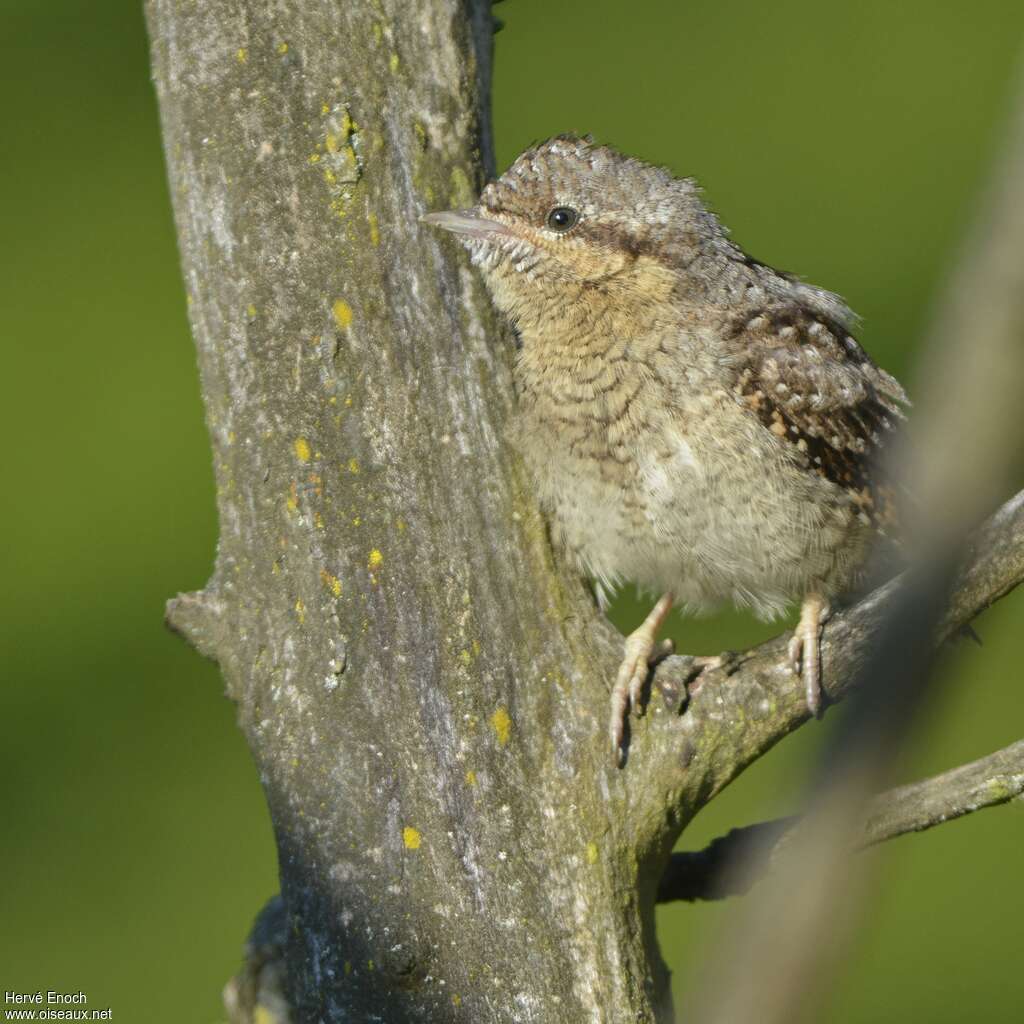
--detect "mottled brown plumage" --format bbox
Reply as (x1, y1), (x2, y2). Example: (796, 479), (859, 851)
(424, 135), (908, 762)
(728, 303), (906, 534)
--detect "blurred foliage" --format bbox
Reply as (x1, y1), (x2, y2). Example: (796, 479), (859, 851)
(1, 0), (1021, 1020)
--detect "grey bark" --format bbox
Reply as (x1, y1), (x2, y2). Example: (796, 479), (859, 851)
(145, 3), (1024, 1022)
(147, 2), (668, 1020)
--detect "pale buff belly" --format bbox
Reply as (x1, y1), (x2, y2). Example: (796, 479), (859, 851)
(516, 399), (867, 620)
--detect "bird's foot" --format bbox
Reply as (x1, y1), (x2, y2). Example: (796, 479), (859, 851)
(787, 592), (831, 717)
(610, 593), (674, 765)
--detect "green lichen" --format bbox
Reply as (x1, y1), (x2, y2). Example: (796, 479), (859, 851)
(449, 165), (474, 208)
(986, 779), (1013, 802)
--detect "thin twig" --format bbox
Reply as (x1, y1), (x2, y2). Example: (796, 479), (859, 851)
(658, 738), (1024, 903)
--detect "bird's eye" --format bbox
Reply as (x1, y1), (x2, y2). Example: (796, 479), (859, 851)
(546, 206), (579, 232)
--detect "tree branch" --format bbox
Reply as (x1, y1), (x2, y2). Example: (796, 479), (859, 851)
(631, 487), (1024, 825)
(859, 737), (1024, 846)
(658, 737), (1024, 903)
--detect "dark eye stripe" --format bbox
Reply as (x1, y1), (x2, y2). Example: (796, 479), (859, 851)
(546, 206), (579, 232)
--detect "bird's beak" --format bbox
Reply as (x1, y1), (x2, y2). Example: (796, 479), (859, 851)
(421, 209), (508, 240)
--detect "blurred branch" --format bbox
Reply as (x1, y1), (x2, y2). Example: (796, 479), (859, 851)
(658, 738), (1024, 904)
(656, 819), (794, 904)
(683, 53), (1024, 1024)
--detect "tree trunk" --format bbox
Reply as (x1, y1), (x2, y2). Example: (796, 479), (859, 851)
(146, 2), (675, 1019)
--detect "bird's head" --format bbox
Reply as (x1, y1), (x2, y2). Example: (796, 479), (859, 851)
(423, 136), (724, 335)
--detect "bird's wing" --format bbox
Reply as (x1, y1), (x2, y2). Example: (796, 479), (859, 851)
(726, 304), (908, 533)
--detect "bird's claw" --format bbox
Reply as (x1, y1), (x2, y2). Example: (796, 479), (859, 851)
(610, 594), (675, 765)
(788, 593), (830, 718)
(624, 637), (674, 714)
(788, 631), (820, 717)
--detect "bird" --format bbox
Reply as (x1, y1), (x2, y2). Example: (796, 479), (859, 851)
(423, 135), (907, 764)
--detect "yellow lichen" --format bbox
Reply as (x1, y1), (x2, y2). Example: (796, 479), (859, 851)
(368, 548), (383, 569)
(246, 303), (257, 317)
(491, 707), (512, 746)
(402, 826), (421, 850)
(236, 47), (248, 64)
(277, 41), (289, 55)
(389, 52), (400, 72)
(367, 212), (380, 246)
(320, 569), (343, 597)
(585, 842), (599, 865)
(347, 458), (360, 474)
(332, 299), (353, 330)
(465, 769), (477, 786)
(295, 599), (305, 624)
(294, 437), (312, 463)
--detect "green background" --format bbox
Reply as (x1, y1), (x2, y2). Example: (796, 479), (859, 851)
(2, 1), (1022, 1020)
